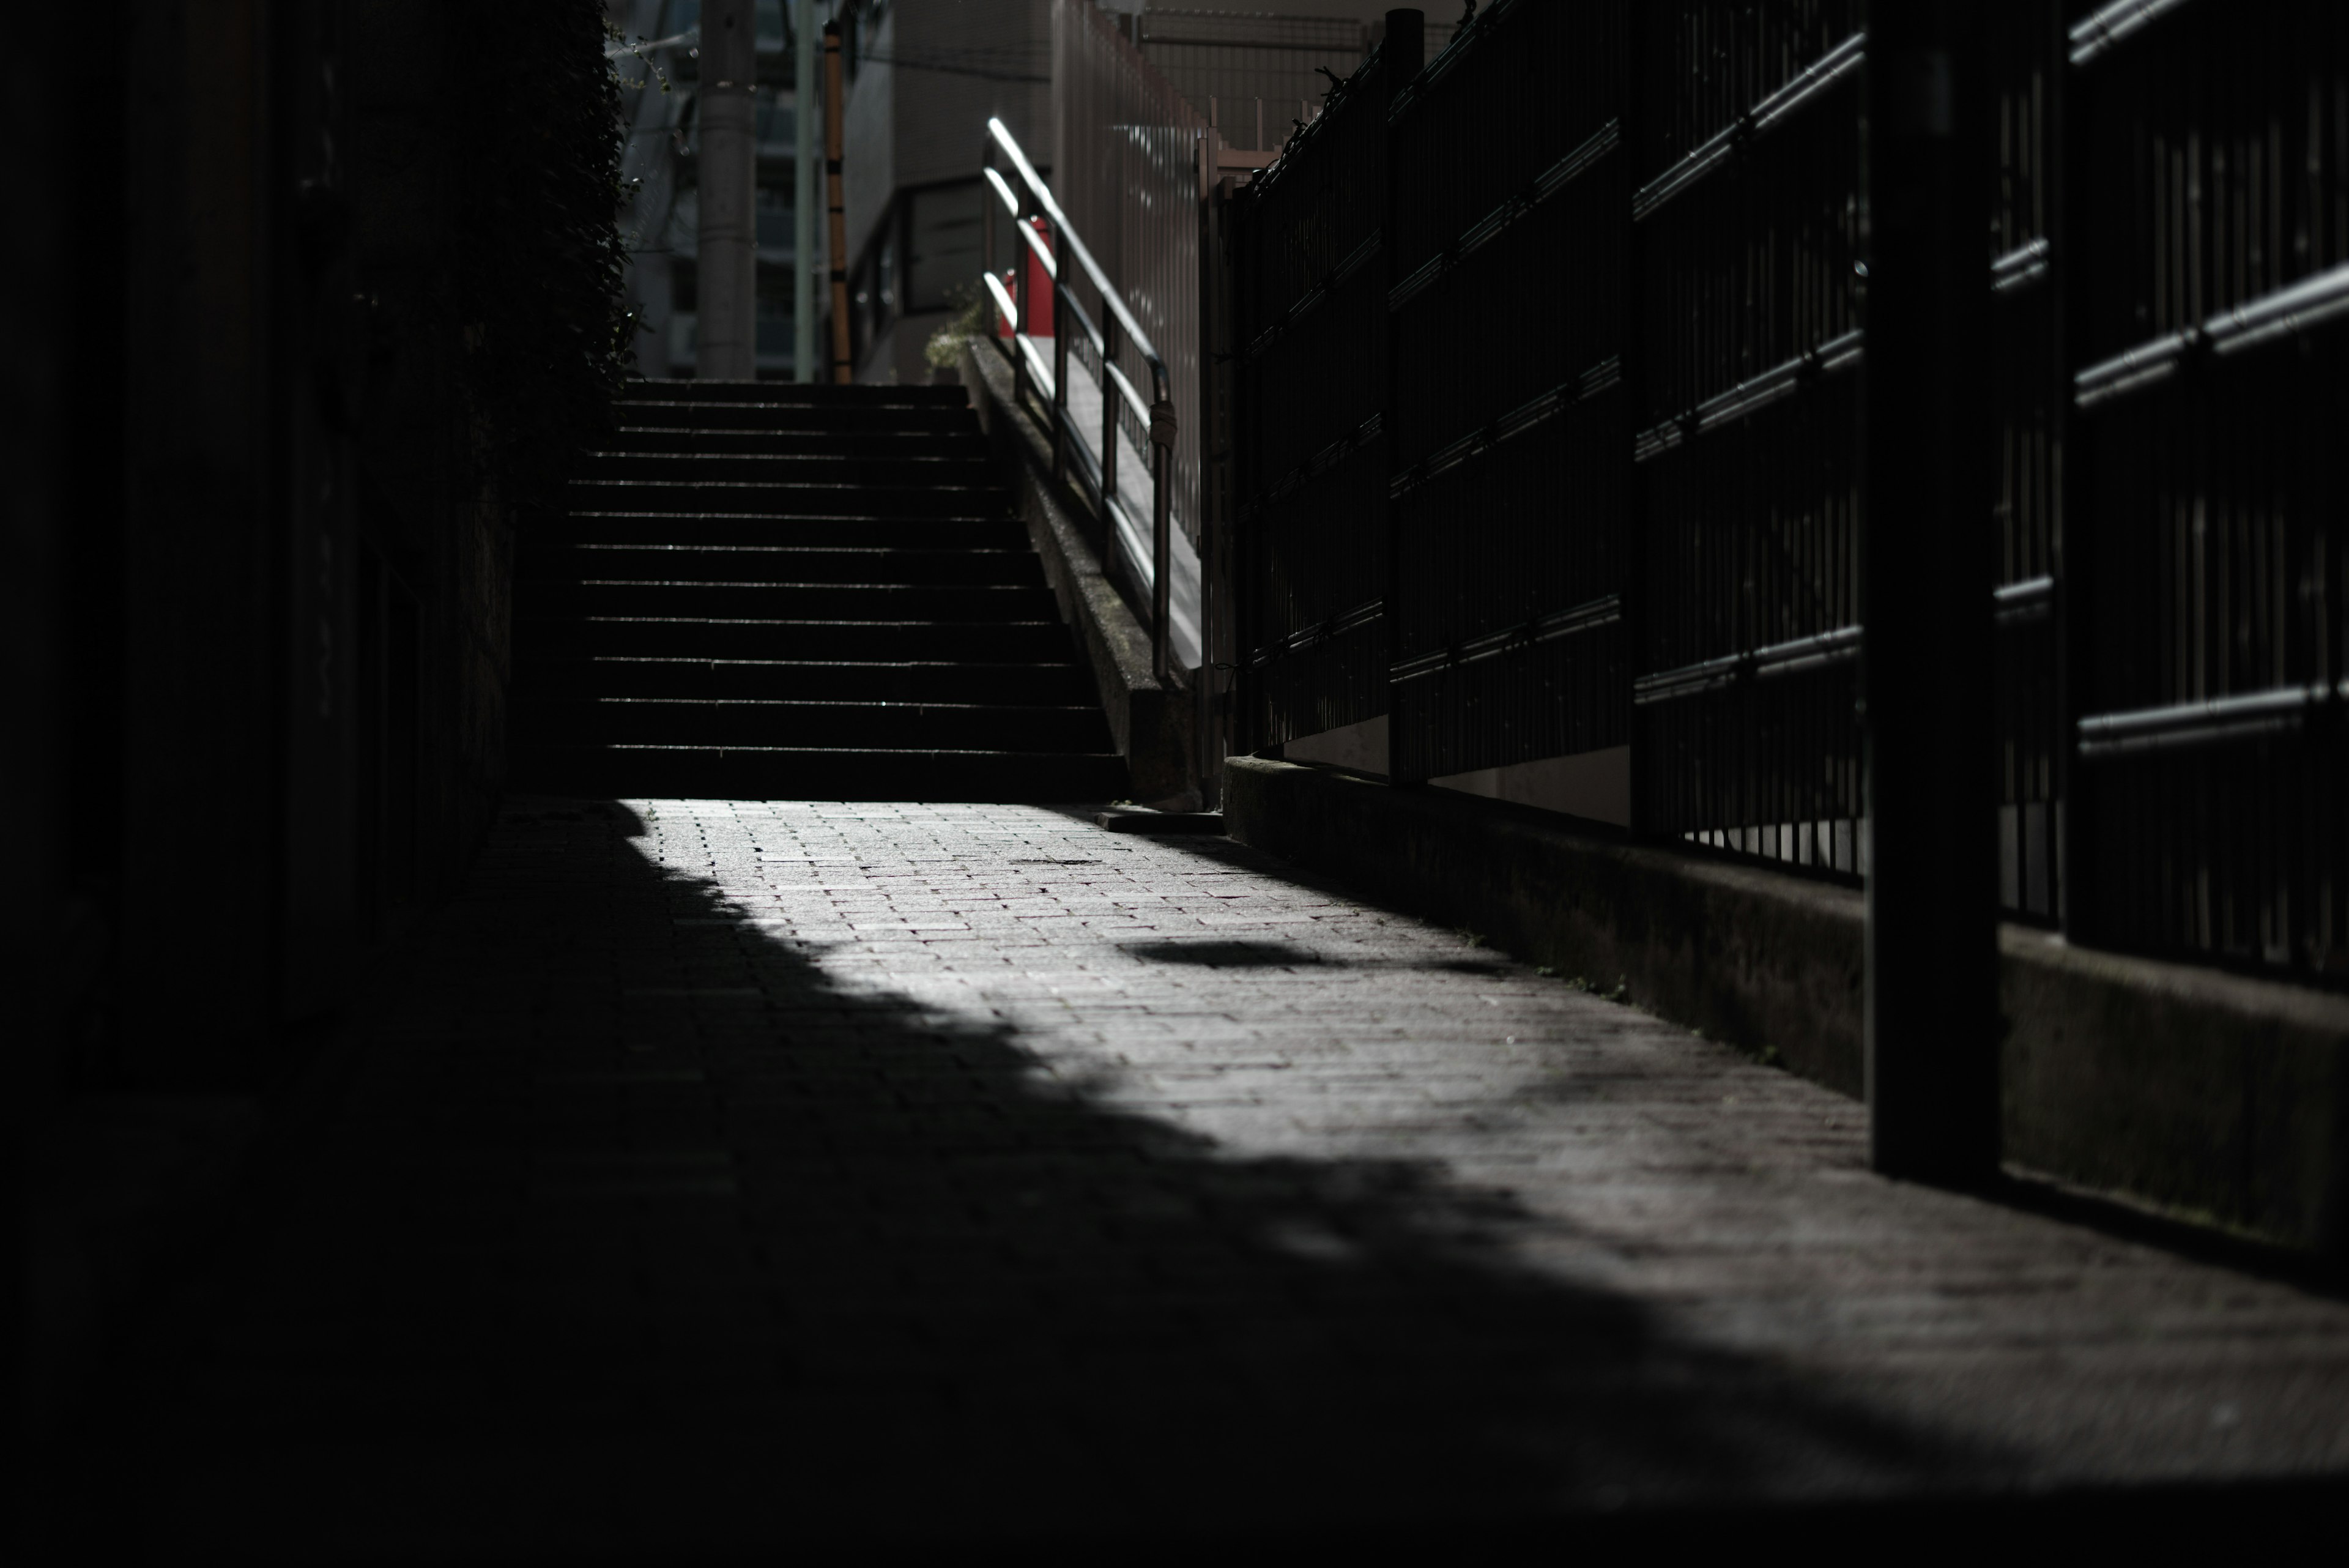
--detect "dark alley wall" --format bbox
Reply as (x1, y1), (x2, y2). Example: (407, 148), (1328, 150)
(10, 0), (620, 1109)
(7, 1), (622, 1443)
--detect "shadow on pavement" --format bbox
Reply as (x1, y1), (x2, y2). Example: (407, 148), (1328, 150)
(82, 797), (2049, 1557)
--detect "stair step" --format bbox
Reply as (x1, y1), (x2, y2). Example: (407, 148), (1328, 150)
(525, 696), (1113, 751)
(621, 378), (969, 407)
(617, 401), (974, 435)
(608, 427), (990, 458)
(516, 616), (1080, 663)
(580, 451), (999, 486)
(530, 544), (1044, 587)
(529, 581), (1059, 622)
(553, 514), (1028, 550)
(522, 657), (1096, 705)
(566, 479), (1008, 518)
(515, 382), (1117, 804)
(514, 743), (1127, 803)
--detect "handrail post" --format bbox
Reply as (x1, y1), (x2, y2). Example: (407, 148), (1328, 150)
(1150, 398), (1178, 686)
(1012, 207), (1031, 407)
(1099, 312), (1120, 510)
(1052, 231), (1069, 483)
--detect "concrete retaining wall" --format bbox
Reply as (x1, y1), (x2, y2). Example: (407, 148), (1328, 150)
(1225, 756), (2349, 1255)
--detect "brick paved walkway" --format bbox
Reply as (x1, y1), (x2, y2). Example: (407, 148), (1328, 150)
(112, 798), (2349, 1555)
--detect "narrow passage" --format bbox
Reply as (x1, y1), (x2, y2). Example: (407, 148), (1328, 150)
(122, 798), (2349, 1553)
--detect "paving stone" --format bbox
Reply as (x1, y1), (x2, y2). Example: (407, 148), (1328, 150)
(97, 794), (2349, 1552)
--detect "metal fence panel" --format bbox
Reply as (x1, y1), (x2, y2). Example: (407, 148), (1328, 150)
(1053, 0), (1207, 558)
(1215, 0), (2348, 984)
(1630, 4), (1865, 864)
(1990, 2), (2065, 921)
(2068, 0), (2349, 976)
(1228, 40), (1395, 751)
(1386, 2), (1630, 784)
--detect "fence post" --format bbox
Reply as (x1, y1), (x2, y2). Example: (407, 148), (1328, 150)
(1230, 185), (1256, 759)
(1861, 3), (2000, 1183)
(1381, 9), (1425, 784)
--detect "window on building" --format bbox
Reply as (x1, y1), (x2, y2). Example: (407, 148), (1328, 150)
(907, 180), (982, 314)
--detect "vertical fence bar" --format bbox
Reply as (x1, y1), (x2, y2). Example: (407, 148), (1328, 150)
(1861, 2), (1999, 1181)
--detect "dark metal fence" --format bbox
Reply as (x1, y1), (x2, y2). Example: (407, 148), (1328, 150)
(1628, 5), (1865, 874)
(1228, 29), (1398, 746)
(2065, 0), (2349, 973)
(1225, 0), (2349, 983)
(1388, 2), (1629, 785)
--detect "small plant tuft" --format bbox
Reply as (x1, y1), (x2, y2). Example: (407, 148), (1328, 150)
(926, 284), (992, 370)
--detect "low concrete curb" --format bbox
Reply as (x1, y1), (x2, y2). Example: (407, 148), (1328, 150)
(962, 340), (1191, 800)
(1225, 755), (2349, 1255)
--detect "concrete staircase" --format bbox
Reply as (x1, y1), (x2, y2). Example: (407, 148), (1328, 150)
(514, 380), (1124, 800)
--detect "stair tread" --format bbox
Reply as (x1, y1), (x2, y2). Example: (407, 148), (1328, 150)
(519, 384), (1120, 800)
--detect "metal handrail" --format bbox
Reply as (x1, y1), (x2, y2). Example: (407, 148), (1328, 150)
(982, 116), (1181, 685)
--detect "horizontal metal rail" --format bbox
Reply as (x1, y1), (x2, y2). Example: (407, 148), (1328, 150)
(1387, 0), (1521, 122)
(1245, 598), (1384, 671)
(982, 272), (1060, 398)
(989, 117), (1170, 403)
(1390, 593), (1621, 685)
(2074, 260), (2349, 408)
(1388, 119), (1622, 314)
(1992, 237), (2051, 295)
(1390, 356), (1621, 499)
(1634, 623), (1863, 707)
(983, 114), (1181, 682)
(1993, 574), (2055, 627)
(2078, 680), (2347, 757)
(2069, 0), (2196, 67)
(1630, 575), (2093, 710)
(1238, 413), (1382, 524)
(1240, 228), (1383, 364)
(1633, 32), (1866, 223)
(1635, 329), (1864, 462)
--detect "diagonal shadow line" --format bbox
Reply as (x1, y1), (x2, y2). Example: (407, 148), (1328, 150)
(97, 793), (2013, 1557)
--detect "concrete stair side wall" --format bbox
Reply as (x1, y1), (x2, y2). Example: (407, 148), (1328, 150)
(963, 339), (1195, 801)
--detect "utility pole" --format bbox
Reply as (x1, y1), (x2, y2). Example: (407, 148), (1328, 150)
(1861, 2), (1998, 1183)
(792, 0), (816, 381)
(823, 20), (853, 383)
(696, 0), (757, 381)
